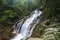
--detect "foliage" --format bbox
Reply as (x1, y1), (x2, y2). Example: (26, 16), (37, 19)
(0, 0), (60, 40)
(0, 0), (40, 40)
(32, 0), (60, 40)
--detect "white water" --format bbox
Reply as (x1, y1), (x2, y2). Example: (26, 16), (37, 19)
(11, 10), (42, 40)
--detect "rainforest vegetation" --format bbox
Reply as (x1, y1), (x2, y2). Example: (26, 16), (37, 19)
(0, 0), (60, 40)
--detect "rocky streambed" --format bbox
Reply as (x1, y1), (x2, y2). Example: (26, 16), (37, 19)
(28, 38), (41, 40)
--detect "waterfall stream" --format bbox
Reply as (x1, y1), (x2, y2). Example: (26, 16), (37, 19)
(11, 10), (42, 40)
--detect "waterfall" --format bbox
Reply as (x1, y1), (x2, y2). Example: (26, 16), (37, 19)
(11, 10), (42, 40)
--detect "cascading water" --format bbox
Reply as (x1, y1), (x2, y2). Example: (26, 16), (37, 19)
(11, 10), (42, 40)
